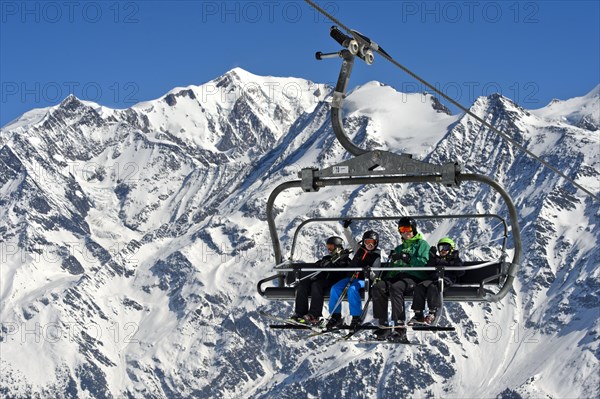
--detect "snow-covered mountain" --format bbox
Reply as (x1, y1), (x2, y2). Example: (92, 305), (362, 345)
(531, 85), (600, 132)
(0, 68), (598, 398)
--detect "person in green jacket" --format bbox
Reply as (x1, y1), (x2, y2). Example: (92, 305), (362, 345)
(372, 217), (430, 341)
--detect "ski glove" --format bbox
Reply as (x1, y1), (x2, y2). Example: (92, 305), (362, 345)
(399, 253), (411, 264)
(342, 219), (352, 228)
(389, 251), (402, 261)
(330, 249), (351, 264)
(429, 245), (438, 257)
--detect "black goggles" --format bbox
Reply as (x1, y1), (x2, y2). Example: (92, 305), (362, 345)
(438, 243), (452, 253)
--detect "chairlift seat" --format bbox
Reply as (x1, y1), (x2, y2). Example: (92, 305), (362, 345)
(260, 260), (504, 302)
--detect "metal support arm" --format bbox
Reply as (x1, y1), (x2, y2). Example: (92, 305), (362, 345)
(298, 150), (461, 191)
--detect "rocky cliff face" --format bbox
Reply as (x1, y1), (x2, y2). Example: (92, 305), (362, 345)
(0, 70), (597, 398)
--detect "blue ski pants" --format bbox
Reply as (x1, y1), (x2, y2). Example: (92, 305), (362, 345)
(328, 277), (365, 316)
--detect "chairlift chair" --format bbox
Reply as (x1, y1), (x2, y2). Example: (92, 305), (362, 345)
(257, 26), (522, 322)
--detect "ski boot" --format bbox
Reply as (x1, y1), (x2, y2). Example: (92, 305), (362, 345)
(348, 316), (362, 330)
(372, 320), (390, 341)
(325, 313), (343, 329)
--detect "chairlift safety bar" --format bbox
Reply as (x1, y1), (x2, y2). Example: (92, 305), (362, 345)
(274, 260), (500, 273)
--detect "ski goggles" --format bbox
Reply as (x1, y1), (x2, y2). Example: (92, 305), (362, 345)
(438, 243), (452, 253)
(398, 226), (413, 233)
(364, 239), (377, 246)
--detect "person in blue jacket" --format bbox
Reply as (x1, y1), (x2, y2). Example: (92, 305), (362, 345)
(326, 229), (381, 330)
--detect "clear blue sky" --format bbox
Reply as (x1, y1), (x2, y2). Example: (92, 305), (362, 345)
(1, 1), (599, 127)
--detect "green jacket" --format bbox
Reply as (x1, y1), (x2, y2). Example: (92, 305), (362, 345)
(386, 233), (430, 281)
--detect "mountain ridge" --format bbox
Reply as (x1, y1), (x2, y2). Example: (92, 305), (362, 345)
(0, 68), (598, 398)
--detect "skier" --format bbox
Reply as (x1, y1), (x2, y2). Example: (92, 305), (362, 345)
(408, 237), (464, 325)
(291, 236), (350, 325)
(372, 217), (430, 342)
(326, 229), (381, 330)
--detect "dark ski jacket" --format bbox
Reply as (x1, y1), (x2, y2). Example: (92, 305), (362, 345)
(315, 249), (351, 281)
(346, 247), (381, 280)
(426, 247), (465, 286)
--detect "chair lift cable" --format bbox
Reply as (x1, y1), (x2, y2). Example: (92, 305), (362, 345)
(304, 0), (599, 202)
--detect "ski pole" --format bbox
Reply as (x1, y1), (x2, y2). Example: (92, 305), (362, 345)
(326, 271), (360, 325)
(290, 271), (321, 287)
(434, 264), (445, 327)
(341, 254), (385, 339)
(292, 249), (351, 287)
(358, 255), (385, 324)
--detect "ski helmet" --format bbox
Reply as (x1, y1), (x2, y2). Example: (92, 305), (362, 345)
(362, 231), (379, 248)
(397, 217), (418, 234)
(326, 236), (344, 249)
(437, 237), (455, 252)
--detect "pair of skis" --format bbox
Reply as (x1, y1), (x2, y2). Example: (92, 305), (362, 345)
(336, 322), (454, 343)
(261, 311), (375, 338)
(264, 311), (453, 344)
(260, 311), (325, 332)
(345, 339), (423, 346)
